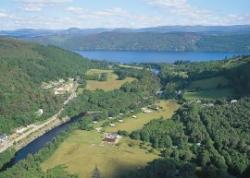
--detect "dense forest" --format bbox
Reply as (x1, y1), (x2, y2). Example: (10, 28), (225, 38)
(0, 38), (93, 133)
(129, 97), (250, 178)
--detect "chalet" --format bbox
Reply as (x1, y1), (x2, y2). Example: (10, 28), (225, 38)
(207, 103), (214, 107)
(196, 143), (201, 147)
(103, 133), (121, 143)
(156, 90), (164, 96)
(95, 127), (102, 132)
(141, 107), (153, 113)
(196, 100), (201, 104)
(231, 99), (238, 104)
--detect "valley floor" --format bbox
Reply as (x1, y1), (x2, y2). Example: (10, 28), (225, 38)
(41, 100), (179, 178)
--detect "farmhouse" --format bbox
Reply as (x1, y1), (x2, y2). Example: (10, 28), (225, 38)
(141, 107), (152, 113)
(103, 133), (121, 144)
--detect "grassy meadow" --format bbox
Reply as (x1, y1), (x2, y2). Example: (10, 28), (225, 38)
(184, 88), (234, 101)
(42, 130), (158, 178)
(106, 100), (179, 133)
(188, 76), (229, 90)
(183, 75), (235, 101)
(42, 100), (179, 178)
(85, 69), (135, 91)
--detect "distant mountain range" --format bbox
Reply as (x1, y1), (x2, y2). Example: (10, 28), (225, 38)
(1, 25), (250, 52)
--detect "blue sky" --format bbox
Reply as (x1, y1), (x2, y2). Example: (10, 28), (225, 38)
(0, 0), (250, 30)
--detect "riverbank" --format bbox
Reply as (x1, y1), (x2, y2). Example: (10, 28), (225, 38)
(14, 116), (71, 151)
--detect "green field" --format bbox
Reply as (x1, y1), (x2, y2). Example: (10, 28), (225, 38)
(85, 69), (135, 91)
(118, 64), (143, 70)
(42, 100), (179, 178)
(106, 100), (179, 133)
(184, 88), (234, 100)
(188, 76), (229, 90)
(42, 130), (158, 178)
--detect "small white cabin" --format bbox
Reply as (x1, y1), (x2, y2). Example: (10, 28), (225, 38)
(231, 99), (238, 104)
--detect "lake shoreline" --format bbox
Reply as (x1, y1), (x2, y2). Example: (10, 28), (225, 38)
(76, 50), (249, 64)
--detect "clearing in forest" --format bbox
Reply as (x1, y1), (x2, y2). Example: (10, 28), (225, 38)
(184, 88), (234, 101)
(188, 76), (229, 90)
(85, 69), (135, 91)
(106, 100), (179, 133)
(184, 76), (235, 101)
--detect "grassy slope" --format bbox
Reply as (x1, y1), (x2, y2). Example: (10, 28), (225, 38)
(42, 130), (158, 178)
(184, 89), (234, 101)
(106, 100), (179, 133)
(85, 69), (135, 91)
(188, 76), (229, 90)
(42, 100), (178, 178)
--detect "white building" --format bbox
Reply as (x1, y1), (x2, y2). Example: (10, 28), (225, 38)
(231, 99), (238, 104)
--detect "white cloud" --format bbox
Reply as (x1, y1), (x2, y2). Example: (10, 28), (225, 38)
(66, 6), (163, 28)
(0, 12), (8, 18)
(18, 0), (73, 12)
(67, 6), (84, 14)
(146, 0), (250, 25)
(2, 1), (250, 30)
(147, 0), (213, 21)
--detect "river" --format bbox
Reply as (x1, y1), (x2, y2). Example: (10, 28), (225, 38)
(76, 50), (248, 63)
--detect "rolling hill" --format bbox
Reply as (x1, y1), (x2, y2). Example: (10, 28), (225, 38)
(1, 25), (250, 52)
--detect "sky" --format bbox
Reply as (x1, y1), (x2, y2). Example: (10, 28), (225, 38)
(0, 0), (250, 30)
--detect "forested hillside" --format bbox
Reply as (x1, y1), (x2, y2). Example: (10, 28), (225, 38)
(26, 32), (250, 52)
(125, 56), (250, 178)
(0, 38), (91, 133)
(128, 98), (250, 178)
(157, 55), (250, 100)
